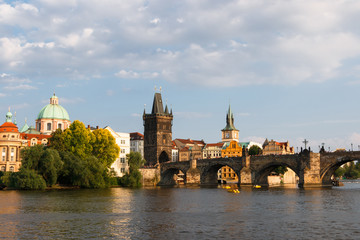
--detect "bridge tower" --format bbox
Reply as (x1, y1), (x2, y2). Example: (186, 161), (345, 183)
(221, 104), (239, 142)
(143, 90), (173, 166)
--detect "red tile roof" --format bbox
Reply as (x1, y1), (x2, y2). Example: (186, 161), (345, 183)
(130, 132), (144, 140)
(0, 122), (19, 133)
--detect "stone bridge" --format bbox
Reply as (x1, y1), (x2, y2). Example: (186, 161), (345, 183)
(158, 150), (360, 187)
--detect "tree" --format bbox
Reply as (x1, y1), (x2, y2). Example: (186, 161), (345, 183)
(50, 128), (67, 152)
(248, 145), (263, 156)
(62, 120), (94, 159)
(92, 128), (120, 168)
(273, 166), (288, 175)
(20, 146), (63, 187)
(119, 152), (145, 187)
(2, 170), (46, 190)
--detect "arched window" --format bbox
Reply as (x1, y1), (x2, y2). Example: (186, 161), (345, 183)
(47, 123), (52, 131)
(9, 166), (14, 172)
(0, 166), (5, 171)
(58, 123), (62, 129)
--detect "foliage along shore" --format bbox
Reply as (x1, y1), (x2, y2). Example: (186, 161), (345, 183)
(0, 120), (145, 190)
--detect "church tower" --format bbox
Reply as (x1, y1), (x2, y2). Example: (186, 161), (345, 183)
(221, 105), (239, 142)
(143, 91), (173, 166)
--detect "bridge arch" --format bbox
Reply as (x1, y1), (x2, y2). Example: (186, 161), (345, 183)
(321, 156), (360, 185)
(254, 161), (300, 187)
(159, 164), (190, 186)
(159, 151), (170, 163)
(200, 162), (242, 185)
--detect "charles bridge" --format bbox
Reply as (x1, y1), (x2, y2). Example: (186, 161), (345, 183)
(158, 150), (360, 187)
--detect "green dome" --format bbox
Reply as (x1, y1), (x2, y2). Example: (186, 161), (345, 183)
(36, 94), (70, 120)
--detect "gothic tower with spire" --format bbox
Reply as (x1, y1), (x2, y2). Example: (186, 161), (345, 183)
(221, 105), (239, 142)
(143, 91), (173, 166)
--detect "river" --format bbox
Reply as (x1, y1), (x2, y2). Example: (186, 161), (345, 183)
(1, 182), (360, 239)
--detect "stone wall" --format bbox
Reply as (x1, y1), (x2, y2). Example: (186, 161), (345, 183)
(139, 168), (160, 186)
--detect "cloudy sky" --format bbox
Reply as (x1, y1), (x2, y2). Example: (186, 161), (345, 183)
(1, 0), (360, 151)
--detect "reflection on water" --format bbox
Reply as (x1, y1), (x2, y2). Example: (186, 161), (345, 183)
(1, 183), (360, 239)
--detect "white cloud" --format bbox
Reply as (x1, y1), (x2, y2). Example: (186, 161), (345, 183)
(115, 70), (159, 79)
(150, 18), (160, 24)
(1, 0), (360, 87)
(0, 93), (6, 97)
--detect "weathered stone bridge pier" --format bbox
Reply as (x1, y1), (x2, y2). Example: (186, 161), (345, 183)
(158, 151), (360, 187)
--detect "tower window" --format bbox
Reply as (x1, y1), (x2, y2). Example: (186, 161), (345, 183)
(47, 123), (52, 131)
(38, 123), (41, 131)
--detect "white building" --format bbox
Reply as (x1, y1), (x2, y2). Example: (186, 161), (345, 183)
(105, 126), (130, 177)
(171, 141), (179, 162)
(130, 132), (144, 158)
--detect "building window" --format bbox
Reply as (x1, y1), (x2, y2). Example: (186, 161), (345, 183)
(2, 148), (5, 152)
(0, 166), (5, 171)
(121, 140), (125, 144)
(2, 156), (5, 161)
(121, 149), (125, 153)
(11, 148), (14, 153)
(120, 158), (126, 163)
(11, 156), (14, 161)
(58, 123), (62, 129)
(121, 168), (125, 173)
(38, 123), (41, 131)
(9, 166), (14, 172)
(47, 123), (52, 131)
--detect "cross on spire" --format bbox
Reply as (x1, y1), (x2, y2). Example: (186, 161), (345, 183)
(303, 139), (309, 149)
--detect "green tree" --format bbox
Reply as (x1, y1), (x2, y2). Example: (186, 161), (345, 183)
(273, 166), (288, 175)
(119, 152), (145, 188)
(248, 145), (263, 156)
(20, 146), (63, 187)
(92, 128), (120, 168)
(334, 167), (346, 178)
(62, 120), (94, 159)
(2, 170), (46, 190)
(50, 128), (67, 152)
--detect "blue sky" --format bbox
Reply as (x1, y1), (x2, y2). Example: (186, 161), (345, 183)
(1, 0), (360, 151)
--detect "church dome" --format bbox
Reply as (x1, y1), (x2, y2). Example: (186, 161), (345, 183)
(36, 94), (70, 121)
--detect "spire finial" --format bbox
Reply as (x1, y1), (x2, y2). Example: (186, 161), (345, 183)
(154, 86), (157, 92)
(8, 106), (10, 112)
(25, 117), (27, 124)
(159, 86), (162, 93)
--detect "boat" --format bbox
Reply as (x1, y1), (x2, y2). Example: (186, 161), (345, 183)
(227, 189), (240, 193)
(253, 185), (261, 189)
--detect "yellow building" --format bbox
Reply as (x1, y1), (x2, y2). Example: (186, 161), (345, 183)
(219, 140), (243, 182)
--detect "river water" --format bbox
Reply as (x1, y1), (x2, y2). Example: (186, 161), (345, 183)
(1, 182), (360, 239)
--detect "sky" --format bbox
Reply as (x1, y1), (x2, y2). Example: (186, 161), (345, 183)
(1, 0), (360, 152)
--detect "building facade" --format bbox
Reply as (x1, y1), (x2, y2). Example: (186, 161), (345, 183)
(36, 94), (71, 135)
(262, 139), (294, 155)
(105, 126), (130, 177)
(130, 132), (144, 158)
(173, 138), (205, 161)
(143, 91), (173, 166)
(0, 110), (23, 172)
(171, 141), (179, 162)
(203, 143), (224, 159)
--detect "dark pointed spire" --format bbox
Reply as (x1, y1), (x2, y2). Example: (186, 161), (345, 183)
(151, 92), (164, 114)
(165, 104), (169, 114)
(222, 104), (238, 131)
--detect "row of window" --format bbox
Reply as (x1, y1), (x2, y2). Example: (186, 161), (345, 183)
(2, 134), (18, 139)
(0, 166), (14, 172)
(38, 123), (63, 131)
